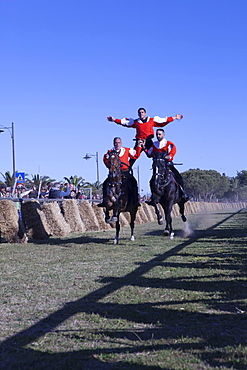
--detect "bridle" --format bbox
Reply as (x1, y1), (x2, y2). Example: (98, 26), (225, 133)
(152, 156), (171, 188)
(107, 150), (123, 187)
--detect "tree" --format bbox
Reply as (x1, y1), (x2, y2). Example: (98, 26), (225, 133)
(182, 169), (230, 201)
(0, 171), (16, 187)
(88, 181), (103, 197)
(25, 174), (56, 188)
(236, 170), (247, 186)
(63, 175), (89, 188)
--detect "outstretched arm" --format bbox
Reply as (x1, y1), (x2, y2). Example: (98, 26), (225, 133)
(153, 114), (184, 128)
(107, 116), (134, 127)
(107, 116), (115, 122)
(172, 114), (183, 120)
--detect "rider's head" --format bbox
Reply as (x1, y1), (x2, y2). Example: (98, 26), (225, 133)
(156, 129), (165, 141)
(138, 108), (147, 120)
(113, 137), (122, 151)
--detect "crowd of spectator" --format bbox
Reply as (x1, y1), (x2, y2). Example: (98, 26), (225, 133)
(0, 183), (96, 200)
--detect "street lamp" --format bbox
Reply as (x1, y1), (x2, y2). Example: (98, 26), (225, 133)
(134, 165), (140, 194)
(0, 122), (15, 174)
(83, 151), (100, 188)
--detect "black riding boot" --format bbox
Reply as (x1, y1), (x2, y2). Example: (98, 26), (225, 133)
(179, 186), (190, 202)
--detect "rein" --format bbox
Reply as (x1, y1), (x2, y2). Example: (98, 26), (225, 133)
(153, 157), (172, 188)
(107, 151), (123, 187)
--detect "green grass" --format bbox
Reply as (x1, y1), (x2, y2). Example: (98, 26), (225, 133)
(0, 208), (247, 369)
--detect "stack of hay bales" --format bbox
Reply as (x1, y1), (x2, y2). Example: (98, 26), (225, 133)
(78, 200), (100, 231)
(62, 199), (85, 233)
(0, 200), (28, 243)
(41, 202), (71, 237)
(119, 212), (129, 227)
(92, 204), (111, 230)
(137, 204), (150, 223)
(141, 203), (156, 222)
(171, 203), (179, 217)
(21, 200), (50, 240)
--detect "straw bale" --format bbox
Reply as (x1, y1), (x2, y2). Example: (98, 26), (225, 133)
(134, 210), (143, 225)
(119, 212), (129, 227)
(122, 211), (130, 223)
(62, 199), (85, 233)
(0, 200), (28, 243)
(137, 204), (149, 223)
(41, 202), (71, 237)
(92, 204), (111, 230)
(171, 203), (179, 217)
(21, 200), (50, 240)
(141, 203), (156, 222)
(78, 201), (100, 231)
(147, 204), (157, 220)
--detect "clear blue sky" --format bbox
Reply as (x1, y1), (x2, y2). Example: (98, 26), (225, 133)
(1, 0), (246, 194)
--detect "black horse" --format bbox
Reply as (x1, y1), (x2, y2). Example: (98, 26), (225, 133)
(148, 151), (187, 238)
(104, 150), (138, 244)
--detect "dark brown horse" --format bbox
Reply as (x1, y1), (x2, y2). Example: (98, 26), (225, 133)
(149, 151), (187, 239)
(104, 150), (138, 244)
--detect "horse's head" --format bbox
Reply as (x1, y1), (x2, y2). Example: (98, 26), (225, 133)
(106, 150), (122, 180)
(152, 151), (170, 187)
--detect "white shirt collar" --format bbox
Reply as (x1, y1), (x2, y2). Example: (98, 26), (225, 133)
(153, 138), (167, 149)
(112, 147), (125, 157)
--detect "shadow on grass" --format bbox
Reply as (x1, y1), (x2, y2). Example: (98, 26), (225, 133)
(30, 235), (114, 246)
(1, 209), (247, 369)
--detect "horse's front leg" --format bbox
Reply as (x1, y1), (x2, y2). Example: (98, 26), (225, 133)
(110, 201), (119, 222)
(154, 203), (164, 225)
(129, 208), (137, 241)
(152, 194), (164, 225)
(104, 207), (111, 223)
(163, 202), (174, 239)
(178, 199), (187, 222)
(114, 218), (120, 244)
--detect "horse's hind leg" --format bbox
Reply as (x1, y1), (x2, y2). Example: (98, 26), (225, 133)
(114, 219), (120, 244)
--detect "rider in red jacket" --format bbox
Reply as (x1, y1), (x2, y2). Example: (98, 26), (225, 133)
(145, 129), (189, 202)
(107, 107), (183, 150)
(98, 137), (142, 208)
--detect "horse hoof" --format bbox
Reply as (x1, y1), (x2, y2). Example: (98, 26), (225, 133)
(170, 232), (174, 240)
(163, 230), (170, 236)
(158, 218), (164, 225)
(181, 215), (187, 222)
(105, 218), (111, 223)
(130, 236), (135, 241)
(110, 216), (118, 222)
(113, 239), (118, 245)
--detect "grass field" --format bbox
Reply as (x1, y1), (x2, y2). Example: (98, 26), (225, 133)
(0, 208), (247, 369)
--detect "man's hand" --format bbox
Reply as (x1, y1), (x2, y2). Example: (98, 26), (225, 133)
(137, 139), (145, 148)
(107, 116), (115, 122)
(173, 114), (183, 120)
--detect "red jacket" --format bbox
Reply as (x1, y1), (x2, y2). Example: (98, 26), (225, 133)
(146, 138), (176, 161)
(103, 146), (141, 171)
(114, 116), (174, 139)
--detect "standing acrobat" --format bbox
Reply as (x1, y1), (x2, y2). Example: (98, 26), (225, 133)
(107, 107), (183, 151)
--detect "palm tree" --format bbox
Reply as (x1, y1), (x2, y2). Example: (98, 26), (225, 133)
(0, 171), (16, 187)
(63, 175), (90, 188)
(87, 181), (103, 197)
(25, 174), (56, 188)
